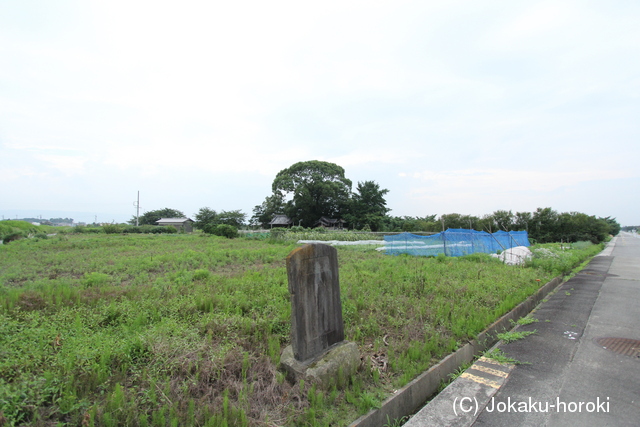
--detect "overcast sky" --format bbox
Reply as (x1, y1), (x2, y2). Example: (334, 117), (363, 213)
(2, 0), (639, 226)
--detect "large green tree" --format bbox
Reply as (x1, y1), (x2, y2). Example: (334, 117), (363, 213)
(272, 160), (352, 228)
(345, 181), (390, 231)
(130, 208), (185, 226)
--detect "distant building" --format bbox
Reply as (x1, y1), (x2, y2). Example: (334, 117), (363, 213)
(157, 218), (194, 233)
(269, 215), (293, 228)
(314, 217), (346, 230)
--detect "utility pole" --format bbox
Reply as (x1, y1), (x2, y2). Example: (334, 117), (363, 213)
(134, 191), (141, 226)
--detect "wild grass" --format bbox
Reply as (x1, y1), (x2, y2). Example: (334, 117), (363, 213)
(0, 234), (601, 426)
(526, 241), (603, 276)
(496, 329), (537, 344)
(269, 228), (384, 242)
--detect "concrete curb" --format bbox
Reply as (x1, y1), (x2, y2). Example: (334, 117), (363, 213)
(349, 276), (564, 427)
(403, 356), (516, 427)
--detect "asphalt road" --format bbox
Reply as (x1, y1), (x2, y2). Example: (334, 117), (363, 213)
(407, 232), (640, 426)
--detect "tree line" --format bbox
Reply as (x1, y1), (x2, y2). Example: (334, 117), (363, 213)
(130, 160), (621, 243)
(382, 209), (620, 244)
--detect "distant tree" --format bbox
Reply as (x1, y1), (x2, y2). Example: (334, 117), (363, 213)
(218, 210), (246, 228)
(250, 193), (285, 228)
(404, 216), (437, 232)
(272, 160), (352, 228)
(555, 212), (611, 244)
(379, 215), (437, 232)
(345, 181), (390, 231)
(600, 216), (621, 236)
(379, 216), (405, 232)
(401, 217), (424, 232)
(513, 211), (533, 232)
(132, 208), (185, 226)
(194, 207), (219, 234)
(491, 210), (515, 231)
(439, 213), (480, 230)
(195, 208), (246, 233)
(530, 207), (559, 243)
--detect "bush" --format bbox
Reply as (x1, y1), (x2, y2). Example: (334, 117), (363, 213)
(73, 225), (87, 233)
(2, 231), (26, 243)
(212, 224), (238, 239)
(151, 226), (177, 234)
(102, 224), (122, 234)
(122, 226), (142, 234)
(269, 228), (287, 240)
(74, 226), (102, 234)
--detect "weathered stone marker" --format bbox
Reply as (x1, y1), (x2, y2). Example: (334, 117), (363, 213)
(279, 243), (359, 387)
(288, 243), (344, 361)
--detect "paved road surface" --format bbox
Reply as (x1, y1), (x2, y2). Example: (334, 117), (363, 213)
(406, 232), (640, 426)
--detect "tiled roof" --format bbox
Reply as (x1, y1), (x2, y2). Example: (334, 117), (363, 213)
(269, 215), (292, 225)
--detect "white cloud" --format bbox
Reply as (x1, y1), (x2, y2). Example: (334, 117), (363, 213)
(2, 1), (640, 225)
(36, 154), (87, 176)
(404, 168), (637, 194)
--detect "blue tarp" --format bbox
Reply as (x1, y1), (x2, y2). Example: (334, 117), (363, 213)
(384, 228), (530, 257)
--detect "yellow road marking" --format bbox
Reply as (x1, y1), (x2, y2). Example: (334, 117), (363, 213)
(460, 372), (501, 389)
(477, 356), (511, 366)
(469, 364), (509, 378)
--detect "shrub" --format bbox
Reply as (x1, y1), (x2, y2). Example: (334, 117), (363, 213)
(102, 224), (122, 234)
(73, 225), (86, 233)
(2, 231), (26, 243)
(151, 226), (177, 234)
(213, 224), (238, 239)
(122, 226), (142, 234)
(269, 228), (287, 240)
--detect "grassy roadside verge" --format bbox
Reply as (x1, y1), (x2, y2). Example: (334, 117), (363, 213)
(0, 235), (603, 426)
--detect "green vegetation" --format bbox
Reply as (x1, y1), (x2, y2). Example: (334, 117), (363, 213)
(526, 241), (604, 276)
(496, 329), (537, 344)
(0, 221), (55, 243)
(483, 349), (520, 365)
(252, 160), (390, 231)
(259, 160), (354, 229)
(514, 316), (539, 326)
(270, 227), (384, 242)
(344, 181), (391, 232)
(194, 208), (246, 236)
(0, 234), (602, 425)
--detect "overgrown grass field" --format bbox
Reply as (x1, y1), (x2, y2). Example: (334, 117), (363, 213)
(0, 233), (603, 426)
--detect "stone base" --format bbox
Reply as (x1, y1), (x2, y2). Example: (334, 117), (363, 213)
(279, 341), (360, 388)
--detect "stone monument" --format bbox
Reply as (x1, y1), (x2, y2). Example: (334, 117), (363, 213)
(279, 243), (360, 387)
